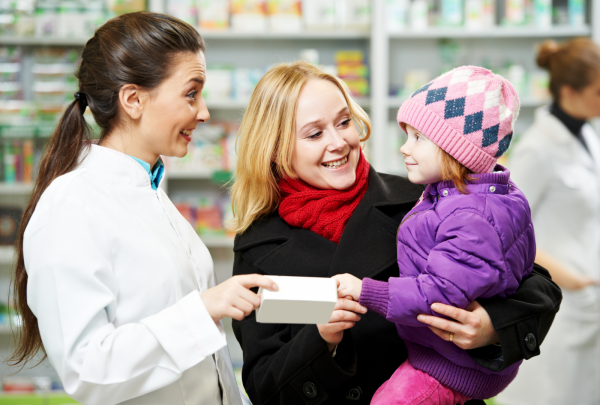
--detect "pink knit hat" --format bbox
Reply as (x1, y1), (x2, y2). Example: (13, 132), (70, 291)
(398, 66), (520, 173)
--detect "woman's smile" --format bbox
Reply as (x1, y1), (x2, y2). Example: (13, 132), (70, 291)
(322, 153), (349, 170)
(180, 128), (193, 142)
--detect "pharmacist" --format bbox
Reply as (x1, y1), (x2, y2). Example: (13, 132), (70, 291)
(10, 12), (277, 405)
(497, 38), (600, 405)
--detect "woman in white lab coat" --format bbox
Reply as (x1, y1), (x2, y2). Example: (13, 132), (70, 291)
(497, 38), (600, 405)
(9, 12), (278, 405)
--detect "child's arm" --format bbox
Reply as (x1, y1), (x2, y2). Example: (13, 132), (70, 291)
(386, 209), (534, 328)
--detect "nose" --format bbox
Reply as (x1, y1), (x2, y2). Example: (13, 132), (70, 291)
(400, 140), (410, 157)
(196, 96), (210, 123)
(326, 127), (348, 153)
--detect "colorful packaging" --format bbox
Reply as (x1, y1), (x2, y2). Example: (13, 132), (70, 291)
(267, 0), (302, 32)
(568, 0), (585, 27)
(441, 0), (464, 26)
(167, 0), (197, 26)
(302, 0), (336, 31)
(197, 0), (230, 31)
(335, 50), (369, 97)
(230, 0), (267, 32)
(386, 0), (410, 31)
(504, 0), (526, 25)
(533, 0), (552, 28)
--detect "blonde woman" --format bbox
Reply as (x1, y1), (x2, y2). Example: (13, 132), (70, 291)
(230, 61), (561, 405)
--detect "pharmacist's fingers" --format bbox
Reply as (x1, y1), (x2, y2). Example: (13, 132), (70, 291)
(232, 296), (256, 317)
(236, 274), (279, 291)
(236, 286), (262, 309)
(226, 307), (247, 322)
(334, 298), (367, 314)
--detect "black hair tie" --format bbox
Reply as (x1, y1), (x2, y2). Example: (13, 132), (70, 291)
(74, 92), (88, 113)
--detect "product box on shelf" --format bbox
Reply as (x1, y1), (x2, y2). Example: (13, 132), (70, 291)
(32, 48), (79, 105)
(0, 46), (23, 102)
(172, 192), (234, 238)
(167, 0), (197, 26)
(230, 0), (267, 32)
(267, 0), (302, 32)
(335, 50), (369, 97)
(197, 0), (230, 31)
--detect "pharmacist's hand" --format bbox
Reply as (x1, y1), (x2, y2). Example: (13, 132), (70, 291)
(416, 301), (499, 350)
(317, 297), (367, 352)
(332, 274), (363, 302)
(200, 275), (278, 323)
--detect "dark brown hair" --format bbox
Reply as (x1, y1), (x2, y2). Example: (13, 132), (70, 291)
(439, 149), (474, 194)
(537, 38), (600, 101)
(10, 11), (205, 368)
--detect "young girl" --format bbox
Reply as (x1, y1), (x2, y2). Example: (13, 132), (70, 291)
(334, 66), (536, 405)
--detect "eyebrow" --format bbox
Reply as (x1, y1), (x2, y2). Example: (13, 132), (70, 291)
(299, 106), (350, 132)
(186, 78), (204, 86)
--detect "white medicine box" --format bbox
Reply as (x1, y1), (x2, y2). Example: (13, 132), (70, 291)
(256, 276), (338, 324)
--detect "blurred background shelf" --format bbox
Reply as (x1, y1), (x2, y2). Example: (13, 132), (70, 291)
(0, 246), (15, 266)
(388, 25), (591, 38)
(0, 184), (34, 195)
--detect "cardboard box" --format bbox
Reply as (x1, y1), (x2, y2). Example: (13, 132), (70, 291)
(256, 276), (337, 324)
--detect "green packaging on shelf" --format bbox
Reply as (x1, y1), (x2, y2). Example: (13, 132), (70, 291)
(210, 170), (233, 185)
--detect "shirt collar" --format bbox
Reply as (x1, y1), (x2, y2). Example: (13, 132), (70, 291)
(127, 155), (165, 191)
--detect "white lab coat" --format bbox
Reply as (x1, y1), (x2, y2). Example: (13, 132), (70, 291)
(496, 107), (600, 405)
(23, 145), (244, 405)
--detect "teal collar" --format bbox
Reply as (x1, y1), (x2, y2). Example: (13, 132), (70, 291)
(127, 155), (165, 190)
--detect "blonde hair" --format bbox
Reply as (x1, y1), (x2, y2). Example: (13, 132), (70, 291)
(230, 61), (371, 234)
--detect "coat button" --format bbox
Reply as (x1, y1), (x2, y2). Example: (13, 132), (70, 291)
(524, 333), (537, 351)
(347, 386), (362, 401)
(303, 382), (317, 399)
(489, 186), (496, 192)
(442, 189), (449, 196)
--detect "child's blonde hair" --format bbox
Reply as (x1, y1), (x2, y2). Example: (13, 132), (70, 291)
(230, 61), (371, 234)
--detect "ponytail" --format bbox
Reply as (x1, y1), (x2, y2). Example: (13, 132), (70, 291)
(9, 97), (92, 368)
(8, 11), (205, 368)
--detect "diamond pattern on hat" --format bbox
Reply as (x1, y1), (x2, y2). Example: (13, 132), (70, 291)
(449, 68), (474, 85)
(499, 104), (513, 122)
(412, 82), (432, 98)
(444, 97), (465, 119)
(482, 124), (499, 147)
(484, 88), (501, 110)
(467, 80), (487, 96)
(495, 132), (513, 157)
(464, 111), (483, 134)
(426, 87), (448, 105)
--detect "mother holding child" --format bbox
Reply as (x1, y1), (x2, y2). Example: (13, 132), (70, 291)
(231, 61), (562, 405)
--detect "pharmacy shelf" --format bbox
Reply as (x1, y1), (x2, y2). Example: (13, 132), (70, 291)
(0, 246), (15, 265)
(387, 97), (550, 109)
(388, 25), (591, 39)
(207, 97), (370, 110)
(0, 36), (87, 46)
(201, 30), (370, 40)
(0, 324), (16, 335)
(165, 170), (214, 180)
(0, 183), (34, 195)
(0, 30), (371, 47)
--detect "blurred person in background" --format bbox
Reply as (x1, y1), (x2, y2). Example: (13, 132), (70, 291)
(496, 38), (600, 405)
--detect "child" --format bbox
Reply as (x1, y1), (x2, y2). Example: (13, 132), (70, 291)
(334, 66), (536, 405)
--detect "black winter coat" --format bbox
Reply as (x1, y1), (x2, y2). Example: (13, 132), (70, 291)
(232, 169), (562, 405)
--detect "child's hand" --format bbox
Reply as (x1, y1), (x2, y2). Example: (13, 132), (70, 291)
(332, 274), (363, 302)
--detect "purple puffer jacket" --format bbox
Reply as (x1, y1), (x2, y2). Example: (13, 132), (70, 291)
(359, 165), (536, 399)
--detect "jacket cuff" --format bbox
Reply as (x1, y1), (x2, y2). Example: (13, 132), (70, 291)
(359, 278), (389, 317)
(140, 291), (227, 370)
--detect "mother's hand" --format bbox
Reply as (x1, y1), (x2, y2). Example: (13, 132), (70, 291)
(416, 301), (499, 350)
(317, 297), (367, 352)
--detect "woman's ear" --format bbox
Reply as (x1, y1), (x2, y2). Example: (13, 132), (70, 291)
(118, 84), (145, 120)
(560, 85), (576, 103)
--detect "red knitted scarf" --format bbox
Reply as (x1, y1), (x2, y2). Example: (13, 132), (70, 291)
(278, 152), (370, 243)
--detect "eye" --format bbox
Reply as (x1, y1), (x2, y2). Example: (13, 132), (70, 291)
(187, 91), (198, 101)
(339, 118), (352, 127)
(307, 131), (323, 140)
